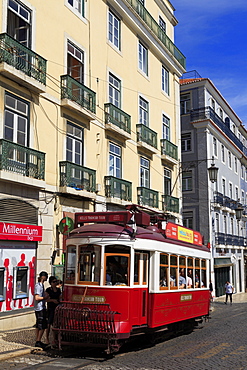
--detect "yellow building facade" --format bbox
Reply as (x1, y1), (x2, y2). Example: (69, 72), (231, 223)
(0, 0), (185, 316)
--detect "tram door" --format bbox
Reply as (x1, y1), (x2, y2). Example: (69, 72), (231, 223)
(132, 252), (149, 326)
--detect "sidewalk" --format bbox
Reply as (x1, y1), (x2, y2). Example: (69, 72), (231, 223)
(0, 293), (247, 362)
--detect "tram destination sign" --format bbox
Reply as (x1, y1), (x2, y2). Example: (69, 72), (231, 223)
(166, 222), (202, 246)
(0, 222), (43, 241)
(75, 211), (133, 227)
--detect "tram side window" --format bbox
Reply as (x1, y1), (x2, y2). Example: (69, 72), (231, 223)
(78, 245), (100, 285)
(179, 257), (186, 289)
(195, 259), (200, 287)
(170, 255), (178, 289)
(187, 257), (193, 288)
(134, 252), (149, 285)
(0, 268), (4, 301)
(201, 259), (207, 288)
(105, 254), (129, 286)
(160, 253), (168, 290)
(65, 245), (76, 283)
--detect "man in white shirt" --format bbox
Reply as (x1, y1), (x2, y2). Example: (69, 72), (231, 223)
(34, 271), (49, 348)
(224, 281), (234, 305)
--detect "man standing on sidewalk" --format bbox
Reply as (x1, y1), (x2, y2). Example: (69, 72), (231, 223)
(34, 271), (49, 348)
(225, 281), (234, 305)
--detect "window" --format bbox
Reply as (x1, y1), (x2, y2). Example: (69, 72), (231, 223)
(221, 144), (225, 162)
(67, 41), (84, 83)
(219, 108), (223, 119)
(7, 0), (31, 47)
(108, 10), (120, 50)
(109, 142), (121, 178)
(109, 73), (121, 108)
(181, 133), (191, 151)
(242, 190), (245, 205)
(182, 171), (192, 191)
(138, 41), (148, 75)
(105, 253), (129, 286)
(229, 183), (233, 199)
(66, 122), (83, 165)
(160, 254), (169, 290)
(224, 215), (227, 234)
(68, 0), (84, 17)
(140, 157), (150, 188)
(228, 151), (232, 168)
(222, 179), (226, 196)
(213, 137), (217, 156)
(134, 252), (148, 285)
(162, 66), (169, 95)
(234, 157), (238, 173)
(180, 93), (191, 114)
(164, 168), (171, 195)
(13, 266), (28, 299)
(211, 98), (215, 111)
(159, 16), (166, 33)
(162, 115), (170, 140)
(4, 93), (29, 165)
(170, 255), (178, 289)
(78, 245), (101, 284)
(231, 217), (234, 235)
(241, 165), (244, 179)
(65, 245), (76, 283)
(139, 97), (149, 126)
(183, 212), (193, 229)
(235, 187), (239, 201)
(215, 213), (219, 233)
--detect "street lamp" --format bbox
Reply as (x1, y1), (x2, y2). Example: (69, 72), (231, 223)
(235, 205), (243, 220)
(207, 160), (218, 183)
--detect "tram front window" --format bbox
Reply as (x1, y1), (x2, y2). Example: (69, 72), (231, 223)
(65, 245), (76, 283)
(105, 254), (129, 286)
(79, 245), (100, 285)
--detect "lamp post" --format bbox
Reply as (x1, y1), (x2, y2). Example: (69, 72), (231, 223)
(207, 157), (218, 299)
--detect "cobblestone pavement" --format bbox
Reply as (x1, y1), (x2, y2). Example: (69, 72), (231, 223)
(1, 294), (247, 369)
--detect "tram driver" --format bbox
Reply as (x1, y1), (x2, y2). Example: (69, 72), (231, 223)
(106, 256), (127, 285)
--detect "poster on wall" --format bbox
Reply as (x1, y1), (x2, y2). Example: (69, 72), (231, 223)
(0, 241), (36, 312)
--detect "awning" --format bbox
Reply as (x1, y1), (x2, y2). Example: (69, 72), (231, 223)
(214, 258), (233, 269)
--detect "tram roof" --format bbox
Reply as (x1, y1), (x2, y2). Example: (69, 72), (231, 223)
(68, 223), (210, 253)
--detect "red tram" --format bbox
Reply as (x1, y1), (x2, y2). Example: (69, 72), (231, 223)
(53, 205), (211, 353)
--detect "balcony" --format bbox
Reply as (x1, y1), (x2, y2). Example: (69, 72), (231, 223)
(162, 195), (179, 213)
(215, 232), (246, 247)
(59, 161), (96, 197)
(137, 186), (158, 208)
(0, 33), (46, 93)
(160, 139), (178, 165)
(104, 103), (131, 140)
(125, 0), (186, 69)
(60, 75), (96, 119)
(0, 139), (45, 187)
(136, 124), (158, 154)
(213, 192), (241, 214)
(105, 176), (132, 202)
(191, 107), (247, 156)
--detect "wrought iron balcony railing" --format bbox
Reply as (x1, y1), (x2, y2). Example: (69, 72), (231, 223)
(191, 107), (247, 156)
(125, 0), (186, 68)
(0, 33), (46, 85)
(215, 232), (246, 247)
(60, 161), (96, 192)
(61, 75), (96, 114)
(0, 139), (45, 180)
(104, 103), (131, 134)
(162, 195), (179, 213)
(213, 192), (242, 211)
(136, 124), (157, 149)
(160, 139), (178, 160)
(104, 176), (132, 201)
(137, 186), (158, 208)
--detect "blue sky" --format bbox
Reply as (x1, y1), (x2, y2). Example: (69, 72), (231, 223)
(172, 0), (247, 125)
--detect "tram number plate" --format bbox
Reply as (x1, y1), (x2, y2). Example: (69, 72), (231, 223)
(180, 294), (192, 302)
(72, 294), (106, 303)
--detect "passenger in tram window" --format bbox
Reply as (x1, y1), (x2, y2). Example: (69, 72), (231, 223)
(188, 269), (194, 287)
(106, 256), (127, 285)
(195, 271), (200, 288)
(179, 268), (186, 289)
(186, 271), (192, 289)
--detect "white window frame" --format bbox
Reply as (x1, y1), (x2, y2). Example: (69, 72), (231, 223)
(108, 9), (120, 50)
(67, 0), (84, 17)
(109, 73), (121, 108)
(181, 133), (191, 152)
(140, 157), (150, 188)
(182, 170), (192, 192)
(109, 142), (121, 178)
(162, 65), (169, 95)
(162, 114), (170, 141)
(139, 96), (149, 126)
(180, 93), (191, 114)
(66, 121), (83, 165)
(138, 41), (148, 75)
